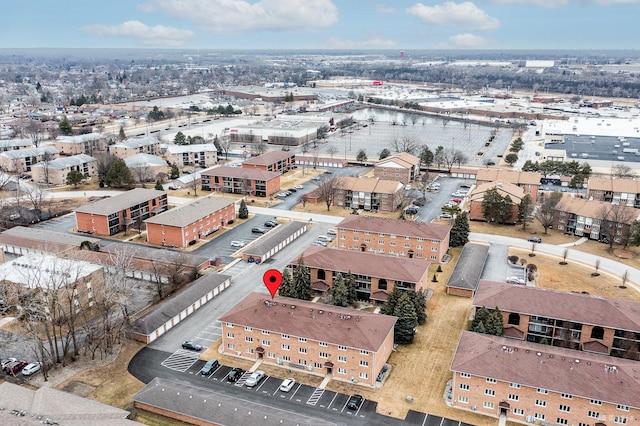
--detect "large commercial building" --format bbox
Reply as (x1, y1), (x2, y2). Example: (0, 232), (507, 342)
(219, 292), (397, 387)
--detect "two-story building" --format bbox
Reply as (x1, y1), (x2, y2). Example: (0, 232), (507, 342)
(242, 151), (295, 173)
(145, 196), (236, 248)
(334, 177), (404, 212)
(109, 136), (161, 159)
(476, 169), (541, 200)
(291, 246), (431, 303)
(219, 292), (397, 387)
(334, 215), (451, 262)
(373, 152), (421, 184)
(200, 166), (280, 197)
(75, 188), (168, 235)
(586, 176), (640, 208)
(469, 181), (525, 223)
(0, 146), (59, 173)
(31, 154), (97, 185)
(165, 144), (217, 168)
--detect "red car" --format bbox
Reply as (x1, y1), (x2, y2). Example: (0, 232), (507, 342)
(450, 198), (462, 204)
(4, 360), (28, 375)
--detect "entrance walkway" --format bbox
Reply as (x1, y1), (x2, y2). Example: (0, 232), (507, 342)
(558, 236), (588, 247)
(248, 359), (263, 373)
(318, 373), (332, 389)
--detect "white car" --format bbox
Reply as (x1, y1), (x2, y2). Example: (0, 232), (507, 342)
(506, 277), (526, 285)
(294, 185), (304, 190)
(21, 362), (41, 376)
(245, 370), (265, 387)
(279, 378), (296, 392)
(230, 241), (245, 248)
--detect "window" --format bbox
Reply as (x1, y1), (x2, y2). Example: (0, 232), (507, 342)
(313, 362), (323, 369)
(588, 411), (600, 419)
(509, 382), (520, 389)
(262, 340), (270, 346)
(615, 416), (628, 424)
(245, 348), (254, 354)
(556, 418), (568, 425)
(460, 372), (471, 378)
(459, 383), (470, 391)
(591, 326), (604, 340)
(486, 378), (497, 383)
(282, 355), (290, 362)
(298, 337), (307, 343)
(245, 336), (253, 342)
(485, 389), (495, 396)
(245, 326), (252, 331)
(319, 351), (328, 358)
(338, 345), (347, 351)
(226, 332), (234, 338)
(359, 372), (368, 379)
(558, 404), (571, 412)
(617, 405), (630, 411)
(360, 349), (369, 355)
(337, 367), (346, 374)
(513, 408), (524, 416)
(508, 313), (521, 326)
(338, 356), (347, 363)
(262, 330), (270, 335)
(508, 394), (519, 401)
(267, 352), (276, 359)
(537, 388), (548, 395)
(535, 400), (547, 407)
(282, 344), (290, 350)
(360, 360), (369, 367)
(483, 402), (494, 409)
(226, 322), (234, 328)
(298, 359), (307, 365)
(534, 413), (545, 421)
(319, 341), (328, 347)
(299, 347), (307, 354)
(282, 334), (290, 339)
(378, 240), (385, 244)
(560, 393), (573, 400)
(227, 343), (235, 350)
(458, 396), (469, 404)
(590, 399), (602, 405)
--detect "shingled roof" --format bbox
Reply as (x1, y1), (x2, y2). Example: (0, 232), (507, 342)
(337, 215), (451, 241)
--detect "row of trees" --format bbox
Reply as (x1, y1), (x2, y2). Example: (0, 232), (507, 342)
(471, 306), (504, 336)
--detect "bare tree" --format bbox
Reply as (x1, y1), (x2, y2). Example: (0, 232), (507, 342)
(252, 140), (267, 156)
(22, 184), (51, 221)
(133, 165), (152, 186)
(326, 145), (338, 158)
(315, 175), (343, 211)
(598, 203), (636, 248)
(612, 164), (635, 179)
(536, 192), (562, 234)
(391, 135), (420, 155)
(188, 173), (200, 197)
(100, 246), (138, 325)
(26, 119), (45, 147)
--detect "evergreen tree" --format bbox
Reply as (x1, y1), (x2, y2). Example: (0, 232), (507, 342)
(344, 272), (357, 305)
(278, 269), (295, 298)
(105, 160), (135, 188)
(170, 163), (180, 179)
(517, 194), (534, 231)
(118, 125), (127, 141)
(412, 289), (428, 325)
(356, 150), (368, 162)
(58, 115), (73, 135)
(393, 292), (418, 344)
(292, 256), (311, 300)
(331, 273), (349, 307)
(238, 199), (249, 219)
(379, 148), (391, 160)
(154, 179), (164, 191)
(471, 306), (491, 333)
(66, 170), (84, 188)
(450, 211), (470, 247)
(174, 131), (187, 145)
(487, 307), (504, 336)
(380, 287), (402, 316)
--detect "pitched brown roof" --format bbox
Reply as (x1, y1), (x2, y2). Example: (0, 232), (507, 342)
(469, 180), (525, 203)
(474, 280), (640, 332)
(243, 151), (295, 166)
(219, 292), (397, 352)
(145, 196), (235, 227)
(588, 176), (640, 193)
(75, 188), (166, 216)
(202, 166), (280, 181)
(294, 246), (430, 283)
(336, 215), (451, 241)
(476, 168), (541, 185)
(337, 176), (403, 195)
(377, 152), (420, 168)
(451, 331), (640, 408)
(554, 196), (639, 223)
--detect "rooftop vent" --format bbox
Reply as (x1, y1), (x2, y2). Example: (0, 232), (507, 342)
(536, 352), (542, 356)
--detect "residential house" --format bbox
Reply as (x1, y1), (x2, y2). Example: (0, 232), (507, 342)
(201, 166), (280, 197)
(165, 143), (217, 168)
(145, 196), (236, 248)
(0, 146), (59, 172)
(290, 246), (431, 303)
(469, 181), (525, 223)
(55, 133), (106, 155)
(109, 136), (161, 159)
(219, 292), (397, 387)
(373, 152), (421, 184)
(450, 331), (640, 425)
(242, 151), (295, 173)
(31, 154), (97, 185)
(476, 168), (541, 200)
(75, 188), (168, 235)
(335, 215), (451, 262)
(586, 176), (640, 208)
(334, 177), (404, 212)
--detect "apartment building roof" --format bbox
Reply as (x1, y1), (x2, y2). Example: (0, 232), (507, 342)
(0, 226), (100, 253)
(111, 136), (159, 149)
(0, 146), (58, 159)
(165, 143), (217, 154)
(0, 253), (102, 289)
(469, 180), (525, 202)
(75, 188), (166, 216)
(474, 280), (640, 332)
(476, 168), (541, 185)
(447, 243), (490, 292)
(588, 176), (640, 193)
(219, 292), (397, 352)
(124, 153), (166, 168)
(243, 150), (294, 166)
(336, 215), (451, 241)
(376, 152), (421, 169)
(243, 221), (307, 258)
(294, 246), (430, 283)
(145, 196), (235, 228)
(35, 154), (96, 170)
(202, 165), (280, 181)
(451, 331), (640, 409)
(338, 176), (403, 194)
(0, 138), (33, 148)
(555, 196), (640, 222)
(57, 133), (104, 143)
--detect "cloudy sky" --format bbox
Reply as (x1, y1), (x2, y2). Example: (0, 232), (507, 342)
(3, 0), (638, 50)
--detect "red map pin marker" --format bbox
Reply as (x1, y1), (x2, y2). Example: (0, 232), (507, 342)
(263, 269), (283, 299)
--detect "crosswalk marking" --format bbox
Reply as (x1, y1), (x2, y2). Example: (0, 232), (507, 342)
(161, 349), (201, 372)
(307, 388), (324, 406)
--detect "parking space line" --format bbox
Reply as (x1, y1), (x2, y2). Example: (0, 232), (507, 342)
(326, 392), (339, 410)
(340, 398), (349, 412)
(421, 413), (428, 426)
(354, 400), (365, 417)
(255, 377), (269, 392)
(289, 383), (302, 400)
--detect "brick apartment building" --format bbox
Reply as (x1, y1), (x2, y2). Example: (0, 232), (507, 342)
(145, 196), (236, 248)
(109, 136), (161, 159)
(75, 188), (168, 235)
(201, 166), (280, 197)
(291, 246), (431, 303)
(476, 168), (541, 200)
(335, 215), (451, 262)
(124, 154), (168, 183)
(553, 196), (638, 243)
(31, 154), (97, 185)
(334, 177), (404, 212)
(469, 181), (524, 223)
(473, 280), (640, 360)
(0, 138), (33, 152)
(586, 176), (640, 208)
(242, 151), (295, 173)
(219, 292), (397, 387)
(373, 152), (421, 184)
(55, 134), (107, 156)
(166, 144), (218, 168)
(450, 331), (639, 425)
(0, 146), (59, 173)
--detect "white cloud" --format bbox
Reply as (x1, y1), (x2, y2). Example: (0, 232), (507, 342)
(449, 33), (489, 47)
(326, 35), (396, 49)
(375, 4), (396, 13)
(82, 20), (194, 46)
(488, 0), (639, 6)
(139, 0), (338, 33)
(407, 2), (500, 31)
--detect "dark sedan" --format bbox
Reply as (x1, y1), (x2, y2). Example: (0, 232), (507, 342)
(181, 341), (203, 351)
(226, 367), (245, 383)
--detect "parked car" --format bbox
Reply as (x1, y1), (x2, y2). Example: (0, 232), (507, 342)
(450, 198), (463, 204)
(21, 362), (41, 376)
(245, 370), (265, 387)
(288, 188), (297, 193)
(182, 341), (203, 351)
(327, 229), (337, 236)
(200, 359), (219, 375)
(226, 367), (245, 383)
(316, 235), (331, 242)
(251, 227), (267, 234)
(347, 394), (364, 410)
(1, 357), (17, 370)
(264, 220), (278, 228)
(313, 240), (328, 247)
(506, 277), (526, 285)
(440, 213), (453, 219)
(294, 185), (304, 190)
(230, 241), (245, 248)
(4, 360), (28, 374)
(527, 237), (542, 243)
(279, 378), (296, 392)
(405, 207), (419, 215)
